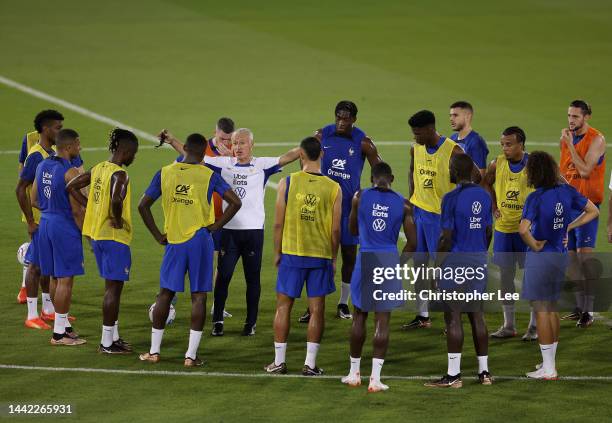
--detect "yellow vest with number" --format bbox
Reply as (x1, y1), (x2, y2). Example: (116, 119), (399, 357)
(494, 154), (534, 233)
(281, 171), (340, 259)
(161, 162), (215, 244)
(410, 138), (456, 214)
(82, 161), (132, 245)
(22, 143), (53, 224)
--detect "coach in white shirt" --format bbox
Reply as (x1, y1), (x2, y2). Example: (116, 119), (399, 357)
(205, 128), (300, 336)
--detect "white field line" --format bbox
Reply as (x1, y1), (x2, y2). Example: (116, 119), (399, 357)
(1, 364), (610, 381)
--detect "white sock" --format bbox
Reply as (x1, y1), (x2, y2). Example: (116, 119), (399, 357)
(371, 358), (384, 381)
(101, 325), (114, 348)
(420, 311), (429, 318)
(304, 342), (320, 368)
(416, 295), (429, 317)
(54, 313), (68, 335)
(553, 341), (558, 360)
(575, 291), (584, 310)
(150, 328), (164, 355)
(502, 304), (515, 329)
(26, 297), (38, 320)
(528, 309), (537, 328)
(65, 319), (72, 329)
(540, 343), (555, 373)
(339, 282), (351, 305)
(113, 320), (120, 342)
(274, 342), (287, 365)
(477, 355), (489, 373)
(349, 356), (361, 375)
(41, 293), (54, 314)
(185, 329), (202, 359)
(447, 353), (461, 376)
(22, 266), (27, 287)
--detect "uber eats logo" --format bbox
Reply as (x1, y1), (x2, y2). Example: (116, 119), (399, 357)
(296, 192), (320, 222)
(173, 184), (194, 205)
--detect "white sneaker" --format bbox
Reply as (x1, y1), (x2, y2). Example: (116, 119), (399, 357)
(521, 326), (538, 341)
(341, 372), (361, 387)
(210, 306), (233, 318)
(526, 367), (558, 380)
(367, 378), (389, 392)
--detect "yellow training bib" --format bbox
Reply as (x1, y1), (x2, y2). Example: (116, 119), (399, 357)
(281, 171), (340, 259)
(494, 154), (534, 233)
(161, 162), (215, 244)
(82, 161), (132, 245)
(410, 138), (456, 214)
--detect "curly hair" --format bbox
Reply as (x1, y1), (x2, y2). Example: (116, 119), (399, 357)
(526, 151), (559, 188)
(34, 109), (64, 133)
(109, 128), (138, 153)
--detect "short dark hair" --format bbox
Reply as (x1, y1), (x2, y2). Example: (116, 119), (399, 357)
(371, 162), (393, 179)
(34, 109), (64, 133)
(502, 126), (526, 145)
(451, 153), (474, 180)
(185, 133), (207, 153)
(526, 151), (559, 188)
(450, 101), (473, 113)
(335, 101), (358, 118)
(109, 128), (138, 153)
(408, 110), (435, 128)
(56, 128), (79, 148)
(217, 117), (235, 134)
(300, 136), (322, 161)
(570, 99), (592, 116)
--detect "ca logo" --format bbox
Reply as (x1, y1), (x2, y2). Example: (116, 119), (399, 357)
(331, 159), (346, 170)
(175, 184), (191, 195)
(472, 201), (482, 215)
(423, 178), (433, 189)
(372, 218), (386, 232)
(555, 202), (563, 216)
(505, 190), (519, 201)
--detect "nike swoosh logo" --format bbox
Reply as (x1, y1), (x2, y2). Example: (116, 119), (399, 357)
(323, 146), (331, 149)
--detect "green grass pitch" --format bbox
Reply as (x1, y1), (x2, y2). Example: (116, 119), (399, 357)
(1, 1), (612, 421)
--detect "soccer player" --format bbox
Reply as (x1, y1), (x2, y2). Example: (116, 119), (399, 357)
(264, 137), (342, 376)
(341, 162), (416, 392)
(424, 154), (493, 388)
(66, 129), (139, 354)
(482, 127), (536, 339)
(31, 129), (86, 346)
(404, 110), (480, 329)
(559, 100), (606, 328)
(299, 100), (381, 322)
(519, 152), (598, 379)
(138, 133), (241, 366)
(16, 110), (82, 329)
(201, 128), (299, 336)
(449, 101), (489, 177)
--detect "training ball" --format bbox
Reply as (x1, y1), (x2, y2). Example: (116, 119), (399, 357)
(17, 242), (30, 265)
(149, 303), (176, 325)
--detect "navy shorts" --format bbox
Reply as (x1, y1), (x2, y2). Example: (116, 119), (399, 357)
(340, 208), (359, 246)
(351, 250), (404, 312)
(92, 240), (131, 281)
(25, 227), (41, 267)
(160, 228), (214, 293)
(211, 229), (222, 251)
(414, 206), (441, 260)
(276, 256), (335, 298)
(521, 252), (568, 302)
(38, 216), (84, 278)
(492, 231), (527, 267)
(568, 215), (598, 250)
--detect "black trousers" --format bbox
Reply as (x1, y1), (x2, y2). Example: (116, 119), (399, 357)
(212, 229), (264, 325)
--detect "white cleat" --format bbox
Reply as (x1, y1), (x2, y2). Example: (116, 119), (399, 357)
(521, 326), (538, 341)
(526, 367), (558, 380)
(367, 378), (389, 393)
(341, 372), (362, 387)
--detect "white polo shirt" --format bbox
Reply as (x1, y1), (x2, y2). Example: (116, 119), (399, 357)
(205, 156), (281, 230)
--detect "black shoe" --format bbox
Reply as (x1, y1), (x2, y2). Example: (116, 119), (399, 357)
(336, 304), (352, 320)
(478, 371), (493, 385)
(211, 322), (224, 336)
(114, 338), (133, 352)
(424, 374), (462, 388)
(264, 361), (288, 374)
(302, 364), (324, 376)
(576, 312), (594, 328)
(98, 342), (131, 354)
(241, 323), (256, 336)
(298, 309), (311, 324)
(402, 315), (432, 330)
(561, 308), (582, 321)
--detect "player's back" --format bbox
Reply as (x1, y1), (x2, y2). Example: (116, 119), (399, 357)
(36, 156), (74, 224)
(441, 183), (492, 253)
(357, 187), (404, 252)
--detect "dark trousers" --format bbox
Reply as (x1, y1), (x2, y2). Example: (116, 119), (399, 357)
(213, 229), (264, 325)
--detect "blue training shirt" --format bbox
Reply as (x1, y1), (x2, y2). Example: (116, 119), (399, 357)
(450, 130), (489, 169)
(21, 149), (83, 182)
(320, 124), (366, 209)
(35, 156), (75, 222)
(358, 187), (405, 252)
(440, 183), (492, 252)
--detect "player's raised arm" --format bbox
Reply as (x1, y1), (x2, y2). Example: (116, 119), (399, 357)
(273, 177), (288, 267)
(158, 129), (186, 156)
(66, 171), (91, 208)
(110, 171), (129, 229)
(362, 137), (382, 167)
(278, 147), (301, 167)
(482, 159), (499, 218)
(348, 190), (361, 236)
